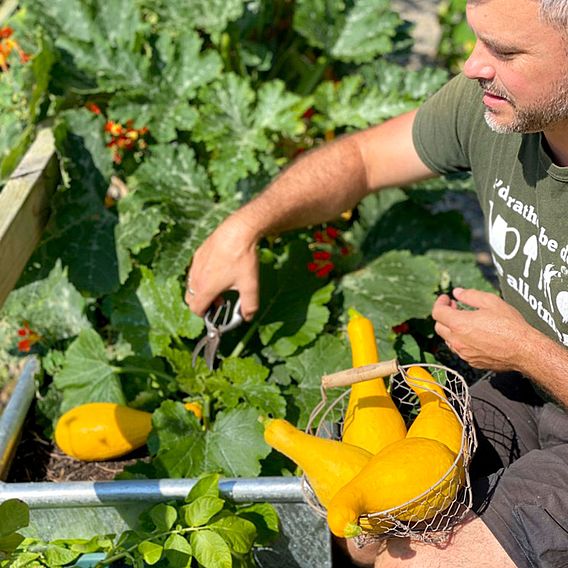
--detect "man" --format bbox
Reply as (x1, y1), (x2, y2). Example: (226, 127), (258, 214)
(186, 0), (568, 565)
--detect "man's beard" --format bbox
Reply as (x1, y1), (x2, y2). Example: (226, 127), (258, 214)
(479, 78), (568, 134)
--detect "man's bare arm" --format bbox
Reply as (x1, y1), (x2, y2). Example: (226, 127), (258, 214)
(186, 109), (436, 318)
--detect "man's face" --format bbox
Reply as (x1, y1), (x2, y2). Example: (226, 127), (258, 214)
(463, 0), (568, 134)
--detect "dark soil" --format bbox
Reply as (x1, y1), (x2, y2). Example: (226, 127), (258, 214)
(6, 407), (149, 483)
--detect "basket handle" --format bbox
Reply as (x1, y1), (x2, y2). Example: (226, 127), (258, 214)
(321, 359), (399, 388)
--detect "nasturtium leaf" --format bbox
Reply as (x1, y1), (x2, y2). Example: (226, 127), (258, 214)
(209, 515), (257, 554)
(149, 503), (177, 531)
(190, 530), (232, 568)
(181, 496), (225, 527)
(0, 500), (29, 538)
(137, 540), (163, 565)
(186, 473), (221, 502)
(339, 250), (440, 358)
(1, 260), (91, 343)
(164, 533), (192, 567)
(284, 334), (352, 429)
(54, 329), (125, 411)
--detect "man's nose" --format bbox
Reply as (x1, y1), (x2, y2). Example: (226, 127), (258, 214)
(462, 41), (495, 81)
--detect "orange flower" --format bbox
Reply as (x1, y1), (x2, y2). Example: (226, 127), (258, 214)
(0, 27), (30, 72)
(104, 119), (150, 164)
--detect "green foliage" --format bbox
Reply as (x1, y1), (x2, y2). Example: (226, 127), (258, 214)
(0, 477), (278, 566)
(0, 0), (493, 541)
(437, 0), (476, 73)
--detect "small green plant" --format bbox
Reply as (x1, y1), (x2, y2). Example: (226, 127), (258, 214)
(0, 474), (279, 567)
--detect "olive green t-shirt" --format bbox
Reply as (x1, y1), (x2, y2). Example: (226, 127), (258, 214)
(413, 73), (568, 347)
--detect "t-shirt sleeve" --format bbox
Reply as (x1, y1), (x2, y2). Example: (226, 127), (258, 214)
(412, 73), (484, 176)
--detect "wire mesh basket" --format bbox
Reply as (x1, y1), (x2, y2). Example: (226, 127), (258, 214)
(303, 359), (478, 544)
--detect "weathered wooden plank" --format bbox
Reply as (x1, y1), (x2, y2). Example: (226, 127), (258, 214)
(0, 128), (59, 308)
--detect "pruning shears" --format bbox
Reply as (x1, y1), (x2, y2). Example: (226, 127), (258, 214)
(192, 296), (243, 370)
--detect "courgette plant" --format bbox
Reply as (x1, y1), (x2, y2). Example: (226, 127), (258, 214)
(0, 0), (493, 481)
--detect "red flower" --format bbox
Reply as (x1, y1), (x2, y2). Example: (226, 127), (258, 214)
(326, 226), (340, 239)
(392, 322), (410, 335)
(16, 322), (41, 352)
(0, 27), (13, 39)
(86, 102), (102, 115)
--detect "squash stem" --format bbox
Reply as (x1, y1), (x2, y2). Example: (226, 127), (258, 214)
(229, 319), (259, 359)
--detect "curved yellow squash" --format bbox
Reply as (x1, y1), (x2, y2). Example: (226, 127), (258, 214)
(263, 418), (372, 507)
(341, 309), (406, 454)
(405, 366), (463, 456)
(55, 402), (153, 461)
(55, 401), (201, 461)
(327, 436), (463, 538)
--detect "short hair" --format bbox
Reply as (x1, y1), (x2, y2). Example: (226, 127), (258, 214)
(539, 0), (568, 28)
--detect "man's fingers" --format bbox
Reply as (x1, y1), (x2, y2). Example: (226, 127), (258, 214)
(452, 287), (496, 309)
(237, 283), (259, 321)
(434, 321), (452, 341)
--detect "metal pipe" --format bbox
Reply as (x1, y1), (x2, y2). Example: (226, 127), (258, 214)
(0, 477), (306, 508)
(0, 357), (38, 479)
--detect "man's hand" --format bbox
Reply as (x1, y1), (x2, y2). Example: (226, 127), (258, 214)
(432, 287), (533, 371)
(185, 214), (260, 321)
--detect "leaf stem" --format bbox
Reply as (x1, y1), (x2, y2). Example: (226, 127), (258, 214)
(117, 366), (174, 382)
(229, 319), (260, 359)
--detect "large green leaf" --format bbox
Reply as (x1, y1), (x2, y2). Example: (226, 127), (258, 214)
(1, 261), (91, 343)
(28, 0), (150, 91)
(53, 329), (126, 411)
(110, 267), (202, 358)
(21, 109), (118, 295)
(152, 403), (270, 478)
(339, 250), (441, 357)
(141, 0), (247, 41)
(359, 200), (471, 260)
(190, 530), (232, 568)
(426, 250), (497, 293)
(284, 333), (352, 429)
(194, 74), (307, 196)
(313, 76), (415, 131)
(293, 0), (403, 63)
(257, 241), (335, 360)
(203, 358), (287, 418)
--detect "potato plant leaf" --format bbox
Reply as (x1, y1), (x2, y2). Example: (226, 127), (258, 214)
(190, 530), (232, 568)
